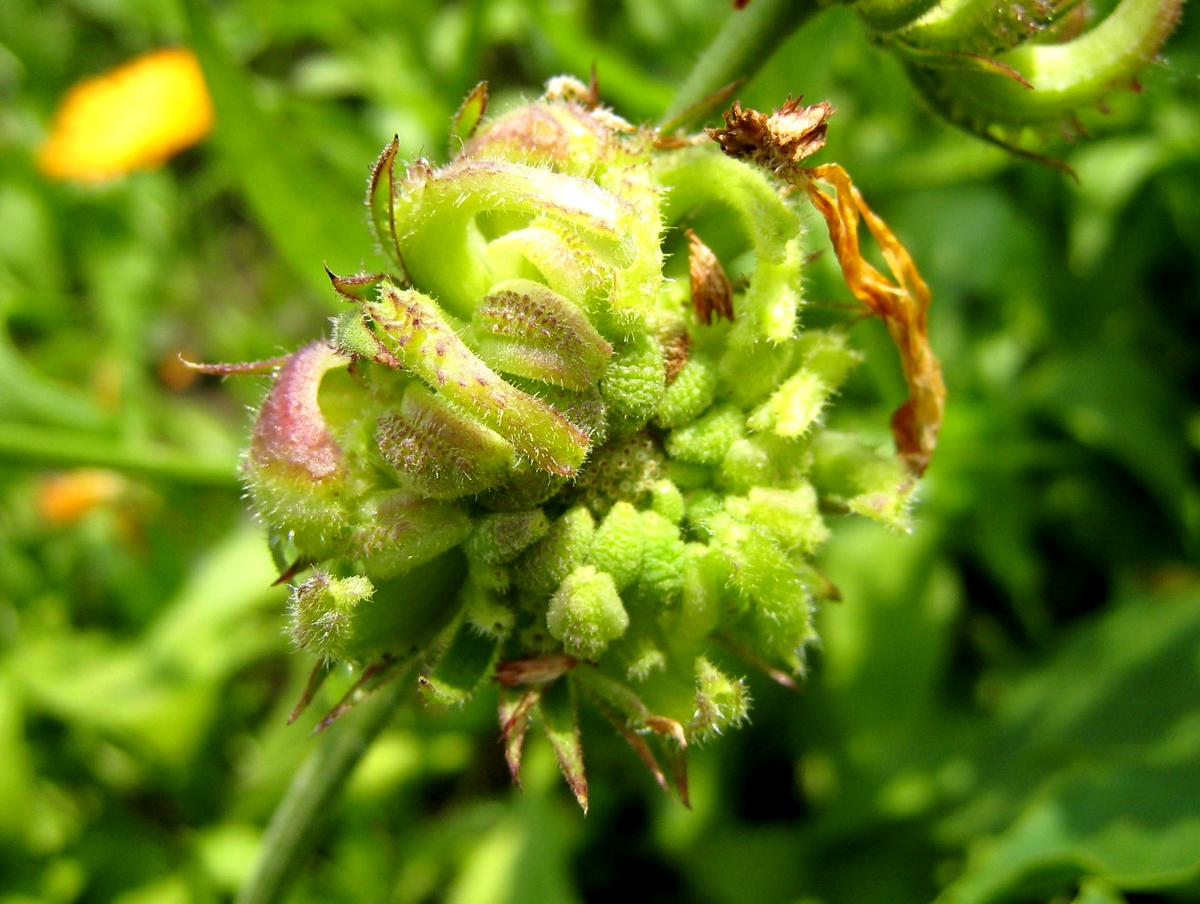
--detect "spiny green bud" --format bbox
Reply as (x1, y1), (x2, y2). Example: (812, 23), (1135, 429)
(648, 479), (685, 525)
(691, 657), (751, 742)
(724, 485), (831, 555)
(589, 501), (643, 591)
(464, 509), (551, 565)
(655, 353), (718, 429)
(666, 404), (746, 466)
(376, 384), (515, 499)
(746, 331), (863, 438)
(708, 511), (817, 673)
(472, 278), (613, 391)
(289, 572), (374, 662)
(601, 329), (667, 435)
(244, 342), (354, 559)
(512, 504), (594, 596)
(630, 510), (688, 608)
(234, 80), (940, 808)
(547, 566), (630, 660)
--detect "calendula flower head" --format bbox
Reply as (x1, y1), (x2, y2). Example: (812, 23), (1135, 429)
(220, 78), (943, 810)
(38, 48), (214, 183)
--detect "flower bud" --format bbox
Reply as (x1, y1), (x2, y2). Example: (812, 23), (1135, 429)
(236, 81), (944, 807)
(363, 282), (591, 476)
(472, 279), (612, 391)
(289, 572), (374, 662)
(244, 342), (354, 559)
(691, 657), (751, 742)
(547, 566), (630, 661)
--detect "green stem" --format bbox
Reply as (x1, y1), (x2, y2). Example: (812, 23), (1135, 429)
(235, 674), (412, 904)
(0, 422), (239, 486)
(661, 0), (821, 127)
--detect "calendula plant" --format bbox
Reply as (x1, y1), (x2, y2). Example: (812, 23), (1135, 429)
(194, 0), (1181, 898)
(203, 75), (943, 818)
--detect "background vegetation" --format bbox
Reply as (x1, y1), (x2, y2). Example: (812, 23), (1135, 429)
(1, 1), (1198, 902)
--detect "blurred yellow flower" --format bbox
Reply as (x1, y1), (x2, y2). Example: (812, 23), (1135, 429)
(36, 469), (126, 526)
(38, 47), (214, 182)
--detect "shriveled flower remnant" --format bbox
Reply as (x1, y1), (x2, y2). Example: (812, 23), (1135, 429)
(217, 79), (942, 811)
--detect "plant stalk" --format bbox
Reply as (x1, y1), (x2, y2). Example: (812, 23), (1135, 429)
(235, 673), (412, 904)
(662, 0), (821, 127)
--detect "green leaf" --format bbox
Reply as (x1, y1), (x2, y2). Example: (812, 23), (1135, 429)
(181, 0), (375, 301)
(938, 761), (1200, 904)
(11, 526), (285, 766)
(941, 587), (1200, 864)
(1028, 348), (1196, 537)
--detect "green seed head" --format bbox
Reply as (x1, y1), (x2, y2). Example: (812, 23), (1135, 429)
(245, 80), (923, 807)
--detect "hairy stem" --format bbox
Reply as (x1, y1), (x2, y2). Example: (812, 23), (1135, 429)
(662, 0), (820, 127)
(235, 673), (412, 904)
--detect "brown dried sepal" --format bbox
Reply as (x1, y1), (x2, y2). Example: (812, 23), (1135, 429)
(494, 651), (579, 686)
(686, 229), (734, 326)
(326, 267), (388, 303)
(660, 325), (692, 384)
(594, 701), (671, 796)
(803, 163), (945, 475)
(706, 98), (835, 178)
(498, 685), (540, 786)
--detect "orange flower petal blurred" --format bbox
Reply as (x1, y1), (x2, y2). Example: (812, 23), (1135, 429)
(38, 48), (214, 182)
(36, 469), (126, 526)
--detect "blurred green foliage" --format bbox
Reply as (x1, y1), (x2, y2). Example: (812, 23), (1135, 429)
(1, 0), (1199, 903)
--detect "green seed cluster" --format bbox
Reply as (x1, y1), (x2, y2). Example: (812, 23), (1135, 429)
(245, 85), (917, 792)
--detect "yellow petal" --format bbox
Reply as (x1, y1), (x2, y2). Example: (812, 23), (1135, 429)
(36, 469), (126, 526)
(38, 48), (214, 182)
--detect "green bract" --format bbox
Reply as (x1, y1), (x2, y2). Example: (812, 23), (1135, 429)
(245, 81), (918, 809)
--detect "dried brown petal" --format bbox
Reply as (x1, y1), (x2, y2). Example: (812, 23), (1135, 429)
(686, 229), (734, 326)
(804, 163), (945, 475)
(706, 99), (834, 178)
(661, 325), (692, 385)
(494, 651), (579, 686)
(498, 686), (540, 786)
